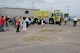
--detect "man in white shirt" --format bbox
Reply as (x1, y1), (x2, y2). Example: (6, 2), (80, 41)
(73, 16), (78, 26)
(25, 17), (30, 27)
(64, 17), (68, 25)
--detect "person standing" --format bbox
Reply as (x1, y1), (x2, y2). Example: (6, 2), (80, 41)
(41, 18), (45, 27)
(64, 17), (68, 26)
(26, 17), (29, 27)
(73, 16), (78, 26)
(31, 17), (34, 25)
(5, 16), (10, 31)
(22, 17), (27, 32)
(16, 17), (21, 32)
(38, 18), (41, 25)
(68, 16), (72, 26)
(45, 16), (49, 24)
(0, 16), (5, 32)
(13, 16), (16, 28)
(59, 17), (63, 26)
(0, 17), (1, 32)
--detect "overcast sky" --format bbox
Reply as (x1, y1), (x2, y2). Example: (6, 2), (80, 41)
(0, 0), (80, 16)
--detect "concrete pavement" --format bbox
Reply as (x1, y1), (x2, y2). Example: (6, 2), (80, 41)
(0, 23), (80, 53)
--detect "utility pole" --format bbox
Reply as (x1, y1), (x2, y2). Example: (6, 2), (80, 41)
(51, 7), (53, 11)
(67, 6), (69, 16)
(32, 0), (34, 12)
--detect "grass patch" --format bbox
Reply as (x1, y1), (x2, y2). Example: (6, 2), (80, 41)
(78, 19), (80, 22)
(40, 29), (62, 33)
(23, 36), (57, 43)
(71, 19), (80, 22)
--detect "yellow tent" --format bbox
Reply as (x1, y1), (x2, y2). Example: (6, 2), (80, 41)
(32, 10), (51, 18)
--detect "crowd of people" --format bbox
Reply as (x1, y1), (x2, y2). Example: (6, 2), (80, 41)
(0, 16), (47, 32)
(0, 16), (31, 32)
(64, 16), (78, 26)
(0, 16), (78, 32)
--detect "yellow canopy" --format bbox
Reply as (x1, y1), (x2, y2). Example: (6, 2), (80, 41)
(32, 10), (51, 18)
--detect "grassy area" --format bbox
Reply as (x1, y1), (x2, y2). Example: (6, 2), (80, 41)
(40, 29), (62, 33)
(71, 19), (80, 22)
(78, 19), (80, 22)
(23, 35), (57, 43)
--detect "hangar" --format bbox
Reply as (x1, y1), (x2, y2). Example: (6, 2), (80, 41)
(0, 7), (40, 17)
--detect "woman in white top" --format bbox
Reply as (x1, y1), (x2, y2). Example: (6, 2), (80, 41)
(22, 17), (26, 32)
(41, 18), (45, 27)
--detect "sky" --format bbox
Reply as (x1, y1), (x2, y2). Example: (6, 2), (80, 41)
(0, 0), (80, 16)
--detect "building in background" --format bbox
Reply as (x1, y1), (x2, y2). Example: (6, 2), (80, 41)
(0, 7), (40, 17)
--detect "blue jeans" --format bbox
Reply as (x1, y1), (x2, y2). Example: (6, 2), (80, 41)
(6, 22), (9, 27)
(0, 25), (5, 32)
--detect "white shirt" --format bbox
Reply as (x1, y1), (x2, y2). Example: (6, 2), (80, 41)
(26, 18), (29, 22)
(26, 18), (31, 23)
(73, 17), (78, 21)
(64, 17), (68, 21)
